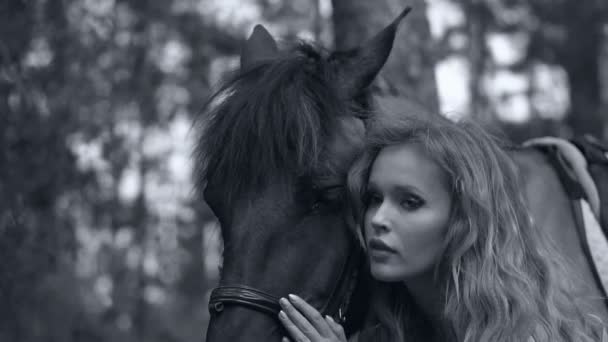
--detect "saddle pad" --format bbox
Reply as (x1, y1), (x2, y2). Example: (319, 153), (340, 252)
(573, 135), (608, 237)
(524, 137), (608, 300)
(581, 200), (608, 296)
(523, 137), (600, 216)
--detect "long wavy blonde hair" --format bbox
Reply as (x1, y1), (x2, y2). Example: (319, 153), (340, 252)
(348, 114), (603, 341)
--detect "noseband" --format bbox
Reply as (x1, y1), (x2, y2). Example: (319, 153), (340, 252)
(208, 241), (363, 324)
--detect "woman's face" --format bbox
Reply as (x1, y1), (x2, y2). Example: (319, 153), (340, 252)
(363, 142), (452, 282)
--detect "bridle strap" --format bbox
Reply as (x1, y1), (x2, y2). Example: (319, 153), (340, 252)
(209, 285), (281, 316)
(208, 243), (363, 324)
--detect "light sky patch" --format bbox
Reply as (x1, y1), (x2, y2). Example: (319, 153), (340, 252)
(487, 32), (528, 66)
(484, 69), (531, 123)
(435, 56), (470, 120)
(200, 0), (261, 28)
(94, 274), (113, 308)
(319, 0), (332, 17)
(484, 69), (529, 94)
(118, 166), (141, 203)
(84, 0), (115, 16)
(496, 94), (531, 123)
(24, 38), (53, 68)
(426, 0), (465, 39)
(157, 39), (191, 74)
(532, 63), (569, 120)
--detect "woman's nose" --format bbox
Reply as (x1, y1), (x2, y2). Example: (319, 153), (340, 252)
(370, 203), (391, 233)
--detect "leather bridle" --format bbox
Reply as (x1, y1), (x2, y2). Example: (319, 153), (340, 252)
(208, 239), (363, 325)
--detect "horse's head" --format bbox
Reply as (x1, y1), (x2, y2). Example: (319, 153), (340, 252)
(199, 8), (410, 341)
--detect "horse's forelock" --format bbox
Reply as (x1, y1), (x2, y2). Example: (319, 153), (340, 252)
(196, 43), (352, 208)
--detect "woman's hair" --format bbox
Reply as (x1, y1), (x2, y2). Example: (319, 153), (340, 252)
(348, 114), (602, 341)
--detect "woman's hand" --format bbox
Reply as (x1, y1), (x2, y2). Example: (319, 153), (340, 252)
(278, 294), (347, 342)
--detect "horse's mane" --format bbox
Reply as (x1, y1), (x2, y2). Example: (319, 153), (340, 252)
(196, 43), (360, 204)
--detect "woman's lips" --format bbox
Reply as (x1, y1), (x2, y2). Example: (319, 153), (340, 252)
(368, 238), (397, 254)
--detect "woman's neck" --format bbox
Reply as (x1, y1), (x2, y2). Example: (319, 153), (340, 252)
(403, 270), (445, 326)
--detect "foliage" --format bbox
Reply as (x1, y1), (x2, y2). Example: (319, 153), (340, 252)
(430, 0), (608, 140)
(0, 0), (606, 341)
(0, 0), (331, 340)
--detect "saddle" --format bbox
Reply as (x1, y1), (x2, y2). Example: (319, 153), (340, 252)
(524, 136), (608, 302)
(572, 135), (608, 232)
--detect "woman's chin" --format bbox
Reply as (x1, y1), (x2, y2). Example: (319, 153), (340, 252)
(370, 263), (406, 282)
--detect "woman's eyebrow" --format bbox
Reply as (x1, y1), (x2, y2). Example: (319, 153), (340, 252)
(367, 180), (423, 195)
(392, 184), (423, 196)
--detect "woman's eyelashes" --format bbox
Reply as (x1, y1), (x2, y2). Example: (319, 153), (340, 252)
(364, 188), (425, 211)
(398, 194), (425, 210)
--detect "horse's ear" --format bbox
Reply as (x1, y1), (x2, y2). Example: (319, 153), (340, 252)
(333, 7), (411, 98)
(240, 25), (279, 69)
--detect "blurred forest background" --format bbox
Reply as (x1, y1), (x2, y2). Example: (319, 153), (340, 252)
(1, 0), (607, 341)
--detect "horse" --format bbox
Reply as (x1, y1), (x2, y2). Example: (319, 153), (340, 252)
(197, 8), (608, 341)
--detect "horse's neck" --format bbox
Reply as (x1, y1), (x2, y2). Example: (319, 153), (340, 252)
(510, 147), (608, 320)
(509, 146), (586, 257)
(509, 147), (573, 232)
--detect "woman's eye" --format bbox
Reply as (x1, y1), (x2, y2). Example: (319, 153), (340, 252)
(364, 192), (382, 207)
(400, 195), (424, 210)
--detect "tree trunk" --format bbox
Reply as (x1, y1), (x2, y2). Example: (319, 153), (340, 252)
(313, 0), (322, 42)
(332, 0), (439, 112)
(562, 41), (604, 138)
(466, 0), (490, 122)
(559, 1), (605, 139)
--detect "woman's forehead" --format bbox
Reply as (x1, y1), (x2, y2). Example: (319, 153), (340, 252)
(368, 142), (449, 192)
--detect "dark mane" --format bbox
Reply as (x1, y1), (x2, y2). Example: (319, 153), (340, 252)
(196, 43), (359, 204)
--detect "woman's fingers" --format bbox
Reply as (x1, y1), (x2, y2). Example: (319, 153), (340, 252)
(278, 294), (347, 342)
(279, 310), (310, 342)
(279, 297), (321, 341)
(325, 315), (346, 340)
(287, 294), (333, 337)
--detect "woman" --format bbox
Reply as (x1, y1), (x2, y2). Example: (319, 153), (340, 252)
(277, 115), (605, 341)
